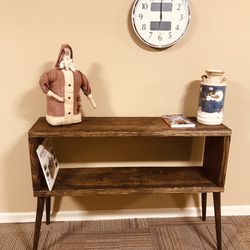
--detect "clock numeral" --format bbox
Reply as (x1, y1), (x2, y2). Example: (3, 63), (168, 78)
(142, 3), (148, 9)
(148, 32), (153, 38)
(176, 25), (180, 31)
(177, 3), (181, 10)
(158, 35), (162, 41)
(179, 14), (184, 21)
(168, 32), (172, 39)
(142, 24), (146, 30)
(139, 14), (143, 20)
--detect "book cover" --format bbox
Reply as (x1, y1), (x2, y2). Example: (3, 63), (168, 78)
(162, 114), (196, 128)
(36, 138), (59, 191)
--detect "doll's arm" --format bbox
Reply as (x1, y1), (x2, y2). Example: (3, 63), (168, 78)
(80, 71), (97, 109)
(39, 70), (64, 102)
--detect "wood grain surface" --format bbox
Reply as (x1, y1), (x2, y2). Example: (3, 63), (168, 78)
(33, 167), (224, 197)
(29, 117), (232, 138)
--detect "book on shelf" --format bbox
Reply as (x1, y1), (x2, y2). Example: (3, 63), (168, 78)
(36, 138), (59, 191)
(162, 114), (196, 128)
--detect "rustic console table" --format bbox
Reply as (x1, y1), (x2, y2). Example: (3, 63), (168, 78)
(28, 117), (231, 250)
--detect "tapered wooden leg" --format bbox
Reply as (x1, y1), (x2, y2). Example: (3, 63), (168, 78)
(201, 193), (207, 221)
(33, 197), (45, 250)
(213, 192), (222, 250)
(46, 197), (51, 225)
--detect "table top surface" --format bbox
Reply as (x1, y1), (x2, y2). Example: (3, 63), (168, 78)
(28, 117), (232, 138)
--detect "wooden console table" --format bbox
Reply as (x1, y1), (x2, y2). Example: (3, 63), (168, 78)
(28, 117), (231, 250)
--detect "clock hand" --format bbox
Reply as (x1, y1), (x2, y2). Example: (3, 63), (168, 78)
(158, 0), (163, 29)
(160, 0), (163, 22)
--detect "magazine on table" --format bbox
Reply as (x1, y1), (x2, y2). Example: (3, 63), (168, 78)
(36, 138), (59, 191)
(162, 114), (196, 128)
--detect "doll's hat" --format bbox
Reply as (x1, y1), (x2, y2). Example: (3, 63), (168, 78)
(55, 44), (73, 69)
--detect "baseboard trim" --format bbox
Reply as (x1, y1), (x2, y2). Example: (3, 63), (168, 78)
(1, 206), (250, 224)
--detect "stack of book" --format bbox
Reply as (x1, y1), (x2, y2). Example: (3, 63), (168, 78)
(162, 114), (196, 128)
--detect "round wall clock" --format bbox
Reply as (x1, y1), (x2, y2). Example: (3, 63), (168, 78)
(131, 0), (191, 49)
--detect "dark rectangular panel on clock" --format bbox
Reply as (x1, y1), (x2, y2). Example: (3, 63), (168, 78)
(150, 21), (171, 31)
(151, 3), (173, 12)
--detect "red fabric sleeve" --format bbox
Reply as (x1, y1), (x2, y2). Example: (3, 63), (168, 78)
(39, 69), (57, 94)
(80, 71), (91, 96)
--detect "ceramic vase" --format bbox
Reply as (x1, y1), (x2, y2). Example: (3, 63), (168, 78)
(197, 70), (227, 125)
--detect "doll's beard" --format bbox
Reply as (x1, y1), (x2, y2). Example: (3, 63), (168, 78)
(59, 57), (76, 72)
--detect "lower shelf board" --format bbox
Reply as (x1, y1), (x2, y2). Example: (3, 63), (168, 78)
(34, 167), (224, 196)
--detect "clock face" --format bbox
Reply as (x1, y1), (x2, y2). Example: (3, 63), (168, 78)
(131, 0), (190, 48)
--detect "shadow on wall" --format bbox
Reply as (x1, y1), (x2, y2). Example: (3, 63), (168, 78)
(182, 80), (200, 117)
(53, 137), (195, 164)
(82, 63), (114, 117)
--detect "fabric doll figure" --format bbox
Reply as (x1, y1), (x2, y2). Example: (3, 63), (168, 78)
(39, 44), (96, 126)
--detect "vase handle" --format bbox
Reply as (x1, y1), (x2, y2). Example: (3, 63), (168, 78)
(202, 75), (207, 81)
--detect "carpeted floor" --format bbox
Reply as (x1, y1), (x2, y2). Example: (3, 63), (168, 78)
(0, 216), (249, 249)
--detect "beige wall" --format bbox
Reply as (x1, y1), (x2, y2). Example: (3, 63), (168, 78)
(1, 0), (250, 213)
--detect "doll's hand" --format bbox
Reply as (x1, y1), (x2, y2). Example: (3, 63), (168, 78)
(47, 90), (64, 102)
(87, 94), (97, 109)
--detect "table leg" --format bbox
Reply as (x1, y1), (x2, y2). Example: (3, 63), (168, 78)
(201, 193), (207, 221)
(213, 192), (222, 250)
(33, 197), (45, 250)
(46, 197), (51, 225)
